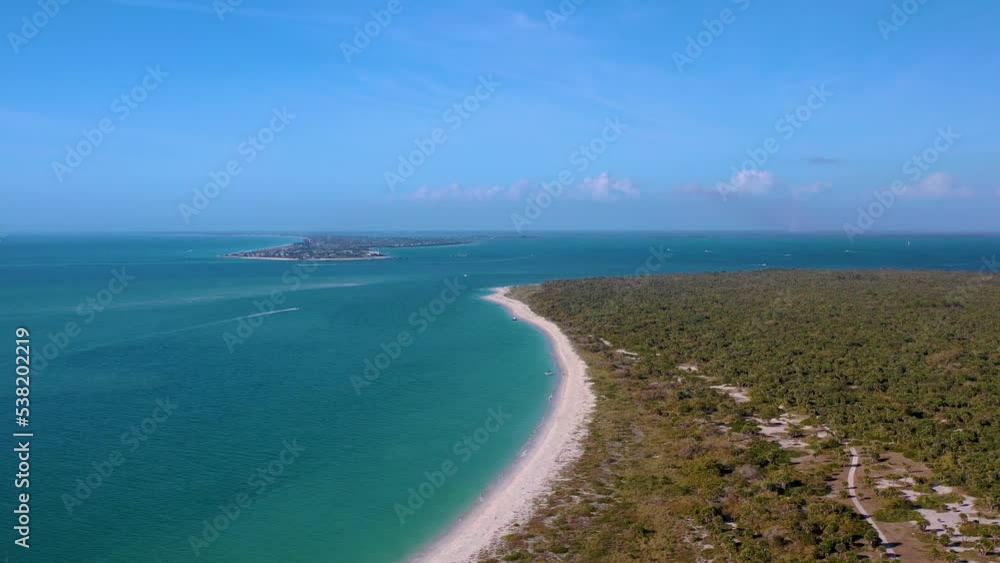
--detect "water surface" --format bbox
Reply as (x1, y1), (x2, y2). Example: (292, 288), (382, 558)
(1, 232), (996, 562)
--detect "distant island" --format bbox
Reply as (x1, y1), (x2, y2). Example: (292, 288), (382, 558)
(222, 234), (475, 261)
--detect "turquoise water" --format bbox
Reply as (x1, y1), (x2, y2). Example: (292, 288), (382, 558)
(1, 233), (997, 562)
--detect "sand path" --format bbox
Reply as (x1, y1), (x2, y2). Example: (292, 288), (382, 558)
(848, 447), (897, 558)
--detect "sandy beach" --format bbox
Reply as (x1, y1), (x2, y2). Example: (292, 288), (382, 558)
(411, 286), (595, 563)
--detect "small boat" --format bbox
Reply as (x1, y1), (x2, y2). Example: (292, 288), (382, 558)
(511, 316), (518, 321)
(544, 371), (554, 376)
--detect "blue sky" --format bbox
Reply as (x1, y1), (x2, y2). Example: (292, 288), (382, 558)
(1, 0), (998, 233)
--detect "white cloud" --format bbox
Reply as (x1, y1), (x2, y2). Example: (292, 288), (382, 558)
(400, 173), (638, 203)
(680, 170), (776, 199)
(679, 172), (837, 201)
(402, 183), (507, 202)
(575, 172), (639, 201)
(723, 170), (776, 195)
(900, 172), (974, 199)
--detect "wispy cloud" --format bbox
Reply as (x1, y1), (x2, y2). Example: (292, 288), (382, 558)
(400, 174), (637, 203)
(900, 172), (974, 199)
(792, 181), (832, 199)
(509, 11), (546, 31)
(402, 183), (516, 202)
(107, 0), (207, 13)
(724, 170), (777, 196)
(803, 156), (845, 166)
(680, 172), (834, 201)
(105, 0), (356, 25)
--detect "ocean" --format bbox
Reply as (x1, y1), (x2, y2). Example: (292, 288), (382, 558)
(1, 232), (997, 562)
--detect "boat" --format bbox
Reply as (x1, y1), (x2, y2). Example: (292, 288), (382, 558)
(544, 370), (554, 376)
(511, 316), (517, 321)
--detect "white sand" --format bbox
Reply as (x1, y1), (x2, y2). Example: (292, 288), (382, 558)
(749, 414), (830, 450)
(917, 492), (1000, 552)
(411, 287), (595, 562)
(710, 384), (750, 403)
(848, 448), (897, 557)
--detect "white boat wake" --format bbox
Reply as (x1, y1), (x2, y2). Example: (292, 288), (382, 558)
(243, 307), (300, 319)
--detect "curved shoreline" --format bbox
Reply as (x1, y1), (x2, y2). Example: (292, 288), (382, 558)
(410, 286), (595, 563)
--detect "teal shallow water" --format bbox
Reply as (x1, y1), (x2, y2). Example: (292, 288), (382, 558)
(0, 233), (997, 562)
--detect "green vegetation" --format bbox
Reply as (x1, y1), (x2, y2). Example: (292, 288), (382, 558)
(486, 270), (1000, 562)
(912, 492), (962, 511)
(872, 495), (919, 522)
(959, 522), (1000, 558)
